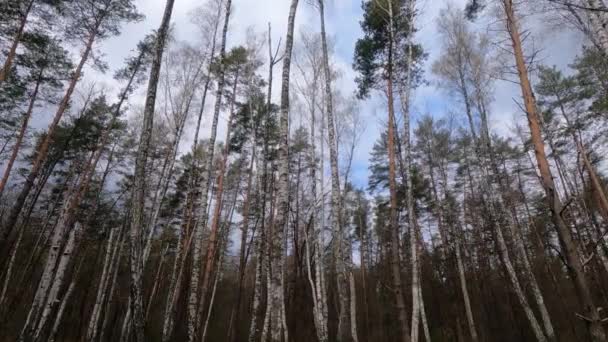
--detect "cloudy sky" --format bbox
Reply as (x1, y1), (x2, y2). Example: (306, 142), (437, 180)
(81, 0), (584, 190)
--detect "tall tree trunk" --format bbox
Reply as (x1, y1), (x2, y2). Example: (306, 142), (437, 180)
(145, 244), (169, 322)
(86, 228), (118, 340)
(47, 259), (83, 342)
(317, 1), (350, 340)
(194, 68), (239, 340)
(455, 229), (479, 342)
(31, 225), (79, 341)
(271, 1), (299, 340)
(127, 1), (175, 341)
(249, 25), (277, 342)
(386, 1), (410, 340)
(0, 0), (35, 83)
(396, 1), (422, 339)
(187, 2), (232, 338)
(503, 1), (607, 340)
(160, 4), (223, 339)
(99, 221), (127, 342)
(0, 26), (99, 246)
(228, 136), (257, 342)
(0, 67), (43, 200)
(248, 212), (267, 342)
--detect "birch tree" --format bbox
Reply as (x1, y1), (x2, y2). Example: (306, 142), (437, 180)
(127, 0), (174, 340)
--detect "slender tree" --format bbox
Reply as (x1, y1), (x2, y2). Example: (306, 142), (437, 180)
(127, 0), (175, 341)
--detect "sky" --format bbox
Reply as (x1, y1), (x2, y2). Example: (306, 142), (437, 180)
(77, 0), (585, 191)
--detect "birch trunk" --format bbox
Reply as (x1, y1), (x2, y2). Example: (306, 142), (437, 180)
(100, 222), (127, 342)
(455, 231), (478, 342)
(47, 259), (83, 342)
(270, 1), (299, 341)
(187, 2), (232, 338)
(193, 61), (238, 342)
(201, 242), (226, 342)
(158, 3), (222, 336)
(396, 1), (421, 339)
(228, 137), (257, 342)
(306, 68), (328, 341)
(249, 26), (277, 341)
(86, 228), (118, 340)
(93, 224), (126, 342)
(143, 107), (188, 263)
(504, 1), (607, 340)
(318, 1), (350, 340)
(145, 244), (169, 321)
(161, 209), (185, 341)
(18, 185), (78, 342)
(31, 225), (79, 341)
(128, 1), (175, 341)
(248, 215), (266, 342)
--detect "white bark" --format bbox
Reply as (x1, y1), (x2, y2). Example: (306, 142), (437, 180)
(349, 271), (359, 342)
(318, 1), (350, 340)
(455, 232), (478, 342)
(161, 212), (185, 341)
(48, 260), (83, 342)
(33, 225), (79, 341)
(145, 244), (169, 321)
(248, 222), (266, 342)
(87, 228), (118, 341)
(270, 0), (299, 341)
(127, 1), (175, 341)
(100, 224), (127, 342)
(201, 248), (225, 342)
(187, 1), (231, 338)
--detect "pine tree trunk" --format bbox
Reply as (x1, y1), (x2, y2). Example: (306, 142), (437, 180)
(0, 67), (43, 200)
(127, 1), (175, 341)
(1, 27), (98, 246)
(270, 0), (299, 341)
(0, 0), (35, 83)
(386, 1), (410, 340)
(504, 1), (607, 340)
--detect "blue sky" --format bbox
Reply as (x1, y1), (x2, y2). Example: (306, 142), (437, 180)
(77, 0), (586, 191)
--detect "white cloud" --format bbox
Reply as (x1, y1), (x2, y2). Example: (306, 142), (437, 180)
(29, 0), (588, 191)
